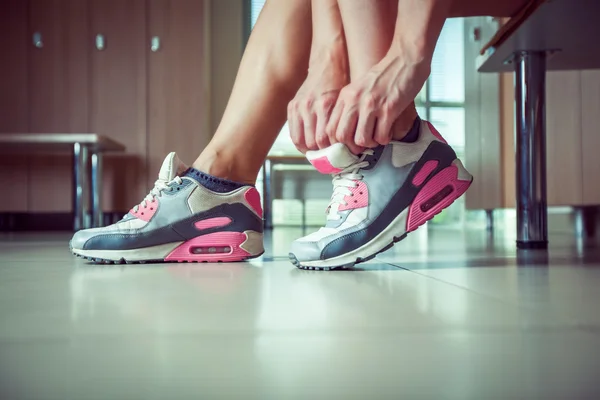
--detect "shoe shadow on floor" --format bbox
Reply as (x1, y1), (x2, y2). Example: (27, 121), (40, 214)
(289, 261), (405, 272)
(265, 255), (406, 271)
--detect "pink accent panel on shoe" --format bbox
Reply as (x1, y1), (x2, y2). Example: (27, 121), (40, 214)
(412, 160), (439, 186)
(244, 187), (263, 218)
(310, 156), (343, 174)
(194, 217), (232, 230)
(165, 232), (251, 262)
(338, 181), (369, 211)
(406, 164), (471, 232)
(426, 121), (447, 144)
(129, 198), (158, 222)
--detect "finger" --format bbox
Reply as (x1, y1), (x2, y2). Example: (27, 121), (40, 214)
(373, 112), (394, 146)
(335, 108), (363, 154)
(288, 101), (302, 148)
(302, 110), (318, 151)
(315, 99), (334, 149)
(354, 112), (378, 148)
(325, 100), (344, 145)
(316, 115), (331, 149)
(289, 110), (307, 153)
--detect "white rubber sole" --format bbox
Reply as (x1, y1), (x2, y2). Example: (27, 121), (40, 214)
(72, 242), (183, 262)
(296, 208), (410, 269)
(72, 231), (265, 264)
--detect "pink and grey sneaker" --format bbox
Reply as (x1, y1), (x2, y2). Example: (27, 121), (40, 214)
(289, 118), (473, 271)
(70, 153), (264, 264)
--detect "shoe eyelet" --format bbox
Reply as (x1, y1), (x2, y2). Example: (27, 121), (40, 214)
(141, 212), (145, 215)
(150, 208), (154, 210)
(177, 188), (180, 191)
(354, 200), (358, 203)
(359, 192), (363, 195)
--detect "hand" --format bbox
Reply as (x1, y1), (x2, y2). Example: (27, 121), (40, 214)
(325, 54), (430, 154)
(288, 53), (349, 153)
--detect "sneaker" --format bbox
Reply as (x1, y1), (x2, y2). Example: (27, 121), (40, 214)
(70, 153), (264, 264)
(289, 118), (473, 270)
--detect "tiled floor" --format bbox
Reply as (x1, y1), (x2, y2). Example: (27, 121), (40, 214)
(1, 226), (599, 399)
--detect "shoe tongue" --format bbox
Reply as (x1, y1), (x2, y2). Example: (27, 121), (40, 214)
(158, 152), (188, 182)
(306, 143), (359, 174)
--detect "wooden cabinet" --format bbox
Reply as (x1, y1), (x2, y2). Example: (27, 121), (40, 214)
(0, 0), (29, 211)
(147, 0), (210, 190)
(466, 68), (600, 210)
(28, 0), (90, 212)
(463, 17), (503, 210)
(464, 17), (600, 210)
(90, 0), (148, 211)
(0, 0), (211, 213)
(545, 71), (583, 206)
(581, 71), (600, 205)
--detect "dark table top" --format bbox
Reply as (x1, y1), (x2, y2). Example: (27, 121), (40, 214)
(478, 0), (600, 73)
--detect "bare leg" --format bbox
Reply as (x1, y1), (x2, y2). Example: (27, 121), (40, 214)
(193, 0), (311, 184)
(336, 0), (417, 142)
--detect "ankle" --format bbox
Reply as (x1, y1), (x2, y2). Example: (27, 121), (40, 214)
(192, 147), (256, 185)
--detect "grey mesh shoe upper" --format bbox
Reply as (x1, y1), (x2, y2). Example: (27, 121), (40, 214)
(71, 153), (263, 251)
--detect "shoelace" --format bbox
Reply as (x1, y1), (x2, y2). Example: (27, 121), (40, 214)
(130, 176), (183, 214)
(327, 149), (374, 221)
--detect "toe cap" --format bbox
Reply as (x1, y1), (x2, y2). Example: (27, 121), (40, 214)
(70, 229), (97, 250)
(289, 239), (322, 262)
(69, 217), (145, 251)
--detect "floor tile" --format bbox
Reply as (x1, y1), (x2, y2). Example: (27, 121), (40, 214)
(378, 229), (600, 326)
(1, 229), (600, 399)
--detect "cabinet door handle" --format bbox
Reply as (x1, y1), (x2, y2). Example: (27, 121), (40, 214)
(471, 27), (481, 42)
(33, 32), (43, 48)
(95, 34), (105, 51)
(151, 36), (161, 52)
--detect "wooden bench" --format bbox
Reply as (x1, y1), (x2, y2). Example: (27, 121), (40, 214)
(0, 134), (125, 230)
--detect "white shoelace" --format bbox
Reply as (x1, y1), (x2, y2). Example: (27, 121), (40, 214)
(327, 150), (374, 221)
(131, 176), (183, 213)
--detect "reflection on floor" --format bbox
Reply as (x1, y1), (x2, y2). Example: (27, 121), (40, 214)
(1, 225), (599, 399)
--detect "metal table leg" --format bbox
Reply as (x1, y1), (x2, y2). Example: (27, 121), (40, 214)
(73, 143), (89, 231)
(514, 51), (548, 249)
(485, 209), (494, 232)
(262, 160), (273, 229)
(574, 206), (598, 239)
(91, 152), (103, 227)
